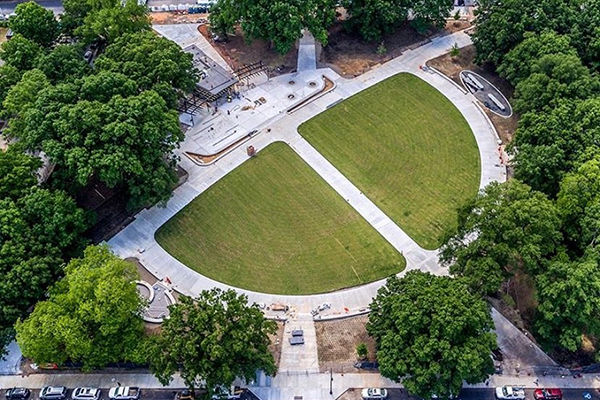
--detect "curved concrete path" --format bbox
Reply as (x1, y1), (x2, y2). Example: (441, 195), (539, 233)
(108, 30), (506, 314)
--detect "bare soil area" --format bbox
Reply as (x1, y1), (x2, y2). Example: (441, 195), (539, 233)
(427, 44), (518, 143)
(151, 12), (208, 25)
(199, 25), (297, 76)
(321, 22), (435, 78)
(315, 314), (376, 373)
(268, 322), (285, 368)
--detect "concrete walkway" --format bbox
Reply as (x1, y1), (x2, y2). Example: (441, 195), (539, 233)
(108, 30), (506, 316)
(297, 30), (317, 71)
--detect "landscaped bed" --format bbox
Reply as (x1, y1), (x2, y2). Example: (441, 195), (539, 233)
(156, 142), (404, 295)
(298, 73), (480, 249)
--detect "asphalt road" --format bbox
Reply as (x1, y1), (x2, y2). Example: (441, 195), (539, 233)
(0, 389), (258, 400)
(0, 0), (63, 14)
(386, 389), (600, 400)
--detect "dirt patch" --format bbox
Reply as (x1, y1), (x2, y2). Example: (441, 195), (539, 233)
(427, 44), (519, 144)
(321, 22), (438, 78)
(315, 314), (376, 373)
(268, 321), (285, 368)
(199, 25), (297, 76)
(0, 27), (8, 45)
(151, 12), (208, 25)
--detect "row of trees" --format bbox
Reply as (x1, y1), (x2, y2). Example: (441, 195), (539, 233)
(15, 246), (277, 400)
(209, 0), (455, 54)
(0, 0), (196, 356)
(431, 0), (600, 357)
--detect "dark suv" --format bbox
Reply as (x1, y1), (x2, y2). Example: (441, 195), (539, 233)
(5, 388), (31, 400)
(40, 387), (68, 400)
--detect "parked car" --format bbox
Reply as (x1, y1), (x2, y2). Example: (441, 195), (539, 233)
(40, 386), (68, 400)
(175, 390), (194, 400)
(108, 387), (141, 400)
(495, 386), (526, 400)
(71, 388), (101, 400)
(5, 388), (31, 400)
(361, 388), (388, 399)
(534, 389), (563, 400)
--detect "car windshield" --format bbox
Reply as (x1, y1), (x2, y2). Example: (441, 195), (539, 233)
(503, 388), (510, 396)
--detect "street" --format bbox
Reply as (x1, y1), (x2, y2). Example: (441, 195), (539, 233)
(386, 389), (600, 400)
(0, 0), (63, 14)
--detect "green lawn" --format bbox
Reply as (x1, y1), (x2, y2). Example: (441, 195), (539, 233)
(156, 142), (404, 295)
(298, 73), (480, 249)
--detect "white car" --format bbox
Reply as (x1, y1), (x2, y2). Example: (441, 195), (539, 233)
(362, 388), (388, 399)
(108, 387), (141, 400)
(495, 386), (526, 400)
(71, 388), (101, 400)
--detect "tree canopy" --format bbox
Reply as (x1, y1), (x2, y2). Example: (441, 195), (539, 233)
(512, 53), (599, 114)
(342, 0), (409, 42)
(7, 77), (184, 208)
(510, 97), (600, 197)
(472, 0), (579, 66)
(367, 272), (496, 399)
(15, 245), (145, 370)
(0, 34), (43, 71)
(210, 0), (336, 54)
(95, 31), (196, 106)
(148, 290), (277, 399)
(36, 45), (91, 84)
(440, 180), (562, 295)
(535, 250), (600, 352)
(498, 31), (577, 86)
(0, 186), (88, 358)
(557, 156), (600, 252)
(9, 1), (59, 47)
(75, 0), (151, 44)
(0, 148), (41, 200)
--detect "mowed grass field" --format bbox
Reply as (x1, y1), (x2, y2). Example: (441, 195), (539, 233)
(298, 73), (480, 249)
(155, 142), (405, 295)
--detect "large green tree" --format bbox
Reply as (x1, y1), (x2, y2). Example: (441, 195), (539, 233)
(36, 45), (90, 84)
(510, 97), (600, 196)
(148, 290), (277, 399)
(534, 250), (600, 352)
(0, 187), (87, 357)
(472, 0), (579, 66)
(2, 69), (49, 118)
(367, 272), (496, 399)
(15, 245), (145, 370)
(410, 0), (454, 33)
(342, 0), (409, 42)
(75, 0), (151, 44)
(95, 31), (196, 106)
(513, 53), (599, 114)
(440, 180), (562, 295)
(9, 1), (59, 47)
(209, 0), (336, 54)
(9, 79), (184, 208)
(0, 34), (43, 71)
(0, 66), (22, 110)
(0, 148), (41, 200)
(557, 155), (600, 252)
(498, 31), (577, 86)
